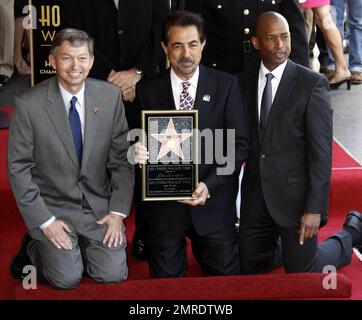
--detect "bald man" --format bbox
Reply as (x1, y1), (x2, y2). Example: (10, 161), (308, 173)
(237, 12), (362, 274)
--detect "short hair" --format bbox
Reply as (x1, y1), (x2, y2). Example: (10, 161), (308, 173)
(50, 28), (94, 55)
(255, 11), (289, 36)
(163, 10), (206, 45)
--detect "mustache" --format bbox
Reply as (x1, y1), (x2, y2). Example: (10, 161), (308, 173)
(177, 57), (194, 64)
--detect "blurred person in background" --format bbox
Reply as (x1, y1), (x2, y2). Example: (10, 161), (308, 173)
(0, 0), (14, 88)
(299, 0), (351, 89)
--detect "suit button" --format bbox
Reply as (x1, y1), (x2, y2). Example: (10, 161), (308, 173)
(260, 154), (266, 159)
(243, 9), (249, 16)
(244, 28), (250, 35)
(217, 4), (222, 9)
(118, 30), (124, 35)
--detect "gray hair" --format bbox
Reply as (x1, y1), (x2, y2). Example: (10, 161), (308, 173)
(50, 28), (94, 56)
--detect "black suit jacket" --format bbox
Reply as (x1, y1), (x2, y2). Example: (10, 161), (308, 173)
(183, 0), (308, 73)
(238, 60), (332, 228)
(60, 0), (170, 79)
(136, 65), (250, 236)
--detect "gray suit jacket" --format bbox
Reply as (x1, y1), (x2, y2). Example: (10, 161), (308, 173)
(7, 77), (134, 232)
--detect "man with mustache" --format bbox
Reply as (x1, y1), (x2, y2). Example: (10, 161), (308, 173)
(134, 10), (250, 277)
(238, 12), (362, 274)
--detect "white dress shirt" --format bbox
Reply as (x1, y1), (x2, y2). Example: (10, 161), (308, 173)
(59, 82), (85, 137)
(257, 60), (288, 122)
(169, 67), (212, 198)
(170, 67), (199, 110)
(39, 83), (125, 230)
(114, 0), (119, 9)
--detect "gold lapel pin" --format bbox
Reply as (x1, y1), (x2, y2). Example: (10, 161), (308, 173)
(91, 107), (99, 114)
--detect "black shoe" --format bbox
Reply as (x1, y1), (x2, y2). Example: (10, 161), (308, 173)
(0, 74), (10, 85)
(9, 234), (33, 281)
(343, 210), (362, 245)
(131, 231), (147, 261)
(329, 78), (351, 90)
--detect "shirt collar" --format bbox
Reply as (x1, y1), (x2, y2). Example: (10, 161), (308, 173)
(260, 60), (288, 82)
(170, 66), (199, 90)
(58, 83), (85, 109)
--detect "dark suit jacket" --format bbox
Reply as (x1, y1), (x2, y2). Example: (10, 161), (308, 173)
(183, 0), (309, 73)
(136, 65), (250, 236)
(60, 0), (170, 79)
(238, 60), (332, 228)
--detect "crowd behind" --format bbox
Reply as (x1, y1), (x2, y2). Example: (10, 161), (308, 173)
(1, 1), (361, 90)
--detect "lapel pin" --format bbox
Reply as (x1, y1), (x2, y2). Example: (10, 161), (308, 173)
(202, 95), (211, 102)
(91, 107), (99, 114)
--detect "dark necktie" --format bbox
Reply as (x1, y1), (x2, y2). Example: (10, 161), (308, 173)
(69, 96), (83, 165)
(260, 73), (274, 136)
(179, 81), (194, 110)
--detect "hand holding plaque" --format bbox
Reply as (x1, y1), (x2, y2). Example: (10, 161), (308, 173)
(178, 182), (209, 206)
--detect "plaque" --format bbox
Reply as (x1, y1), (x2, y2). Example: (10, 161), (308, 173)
(141, 110), (198, 201)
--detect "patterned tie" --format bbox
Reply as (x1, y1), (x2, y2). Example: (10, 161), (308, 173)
(179, 81), (194, 110)
(69, 96), (83, 165)
(259, 73), (274, 136)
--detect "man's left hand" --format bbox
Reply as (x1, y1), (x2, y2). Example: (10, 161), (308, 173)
(97, 213), (125, 248)
(179, 182), (209, 207)
(121, 86), (136, 102)
(298, 212), (321, 245)
(107, 68), (142, 91)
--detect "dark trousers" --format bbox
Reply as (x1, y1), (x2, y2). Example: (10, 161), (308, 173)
(134, 167), (147, 229)
(239, 204), (353, 274)
(146, 206), (240, 278)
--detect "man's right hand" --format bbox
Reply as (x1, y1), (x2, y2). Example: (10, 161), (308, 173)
(43, 219), (72, 250)
(134, 142), (149, 166)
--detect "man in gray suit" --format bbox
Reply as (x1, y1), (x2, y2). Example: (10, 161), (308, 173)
(7, 29), (134, 289)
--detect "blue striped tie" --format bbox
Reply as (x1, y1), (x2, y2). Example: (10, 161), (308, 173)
(69, 96), (83, 165)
